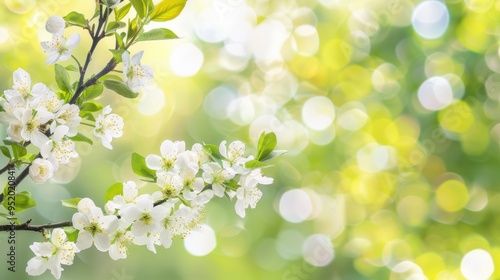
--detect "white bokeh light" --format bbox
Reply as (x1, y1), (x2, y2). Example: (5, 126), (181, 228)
(279, 189), (313, 223)
(291, 25), (319, 56)
(417, 76), (454, 111)
(137, 84), (166, 116)
(337, 102), (368, 131)
(302, 234), (334, 267)
(184, 224), (217, 257)
(302, 96), (335, 131)
(169, 43), (204, 77)
(203, 86), (238, 119)
(412, 1), (449, 39)
(460, 249), (494, 280)
(357, 143), (397, 172)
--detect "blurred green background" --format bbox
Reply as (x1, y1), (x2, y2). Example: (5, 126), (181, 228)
(2, 0), (500, 279)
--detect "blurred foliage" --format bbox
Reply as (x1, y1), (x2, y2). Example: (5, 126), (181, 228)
(1, 0), (500, 279)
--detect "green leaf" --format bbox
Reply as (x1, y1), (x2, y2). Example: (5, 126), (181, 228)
(106, 21), (126, 35)
(129, 0), (146, 18)
(63, 11), (87, 28)
(0, 146), (11, 159)
(80, 83), (104, 102)
(11, 143), (26, 160)
(136, 28), (178, 42)
(115, 3), (132, 21)
(65, 65), (79, 72)
(115, 32), (125, 49)
(0, 212), (15, 220)
(80, 101), (103, 112)
(150, 0), (187, 22)
(64, 227), (79, 242)
(245, 159), (270, 169)
(82, 113), (95, 122)
(256, 132), (277, 161)
(69, 133), (93, 145)
(203, 144), (223, 161)
(109, 49), (126, 63)
(55, 64), (72, 93)
(3, 191), (36, 212)
(260, 150), (287, 162)
(104, 183), (123, 202)
(61, 198), (82, 209)
(103, 79), (138, 98)
(131, 152), (156, 179)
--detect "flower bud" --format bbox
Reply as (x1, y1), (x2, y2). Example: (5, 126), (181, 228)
(45, 15), (65, 34)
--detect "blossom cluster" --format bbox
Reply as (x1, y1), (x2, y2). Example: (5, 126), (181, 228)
(25, 139), (274, 278)
(0, 68), (124, 184)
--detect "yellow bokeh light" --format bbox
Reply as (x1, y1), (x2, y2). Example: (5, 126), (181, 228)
(436, 180), (470, 212)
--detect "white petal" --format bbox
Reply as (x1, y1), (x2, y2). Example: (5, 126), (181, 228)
(94, 233), (111, 252)
(66, 33), (80, 50)
(212, 184), (225, 197)
(235, 200), (246, 218)
(26, 256), (48, 276)
(145, 155), (163, 170)
(160, 230), (172, 249)
(131, 50), (144, 65)
(76, 231), (93, 250)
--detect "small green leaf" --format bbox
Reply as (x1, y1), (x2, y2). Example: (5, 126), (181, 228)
(82, 113), (95, 122)
(256, 132), (277, 161)
(150, 0), (187, 22)
(0, 212), (16, 220)
(61, 198), (82, 209)
(104, 183), (123, 202)
(80, 83), (104, 103)
(80, 101), (103, 113)
(116, 32), (125, 49)
(245, 159), (270, 169)
(103, 79), (138, 98)
(260, 150), (287, 162)
(109, 49), (125, 63)
(69, 133), (93, 145)
(3, 191), (36, 212)
(11, 143), (27, 160)
(65, 65), (79, 72)
(0, 146), (11, 159)
(115, 3), (132, 21)
(203, 144), (223, 161)
(63, 11), (87, 28)
(136, 28), (178, 42)
(55, 64), (72, 93)
(106, 21), (126, 35)
(64, 227), (79, 242)
(131, 152), (156, 179)
(129, 0), (146, 18)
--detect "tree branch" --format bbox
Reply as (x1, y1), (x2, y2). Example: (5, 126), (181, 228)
(0, 199), (170, 232)
(0, 219), (72, 233)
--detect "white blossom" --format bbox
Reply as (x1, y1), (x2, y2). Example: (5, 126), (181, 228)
(41, 33), (80, 65)
(122, 50), (153, 91)
(51, 104), (81, 136)
(234, 178), (262, 218)
(145, 140), (185, 173)
(105, 181), (139, 215)
(108, 220), (134, 260)
(201, 162), (234, 197)
(29, 158), (55, 184)
(20, 107), (53, 148)
(41, 125), (78, 170)
(25, 228), (79, 279)
(156, 171), (183, 198)
(72, 198), (119, 252)
(120, 195), (169, 237)
(94, 105), (124, 149)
